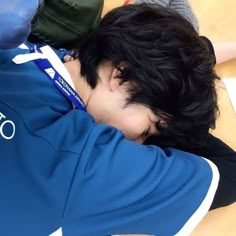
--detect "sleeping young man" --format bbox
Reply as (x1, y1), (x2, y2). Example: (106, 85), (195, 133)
(0, 2), (235, 236)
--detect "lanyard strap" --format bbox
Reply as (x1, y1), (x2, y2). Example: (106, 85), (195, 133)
(31, 45), (87, 112)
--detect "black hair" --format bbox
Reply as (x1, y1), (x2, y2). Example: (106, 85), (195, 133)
(73, 4), (219, 149)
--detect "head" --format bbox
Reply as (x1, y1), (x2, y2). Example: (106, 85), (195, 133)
(72, 4), (218, 147)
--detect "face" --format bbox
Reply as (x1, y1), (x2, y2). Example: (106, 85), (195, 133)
(103, 103), (159, 143)
(86, 64), (159, 143)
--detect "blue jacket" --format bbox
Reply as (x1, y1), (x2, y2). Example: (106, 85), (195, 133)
(0, 43), (219, 236)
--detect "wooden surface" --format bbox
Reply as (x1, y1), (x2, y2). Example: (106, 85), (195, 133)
(102, 0), (124, 16)
(190, 0), (236, 150)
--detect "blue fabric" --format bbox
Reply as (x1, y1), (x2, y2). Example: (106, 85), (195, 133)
(0, 0), (40, 49)
(0, 45), (216, 235)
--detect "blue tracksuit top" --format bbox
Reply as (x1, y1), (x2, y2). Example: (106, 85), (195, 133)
(0, 43), (219, 236)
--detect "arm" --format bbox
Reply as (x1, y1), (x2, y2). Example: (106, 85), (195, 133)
(120, 204), (236, 236)
(62, 125), (219, 235)
(213, 41), (236, 64)
(185, 134), (236, 210)
(0, 0), (40, 49)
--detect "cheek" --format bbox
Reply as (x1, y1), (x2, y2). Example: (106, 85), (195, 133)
(116, 116), (146, 141)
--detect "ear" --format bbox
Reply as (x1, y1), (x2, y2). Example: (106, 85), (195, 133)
(63, 55), (75, 62)
(108, 66), (123, 91)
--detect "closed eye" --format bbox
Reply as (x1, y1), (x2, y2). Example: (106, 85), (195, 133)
(142, 127), (150, 137)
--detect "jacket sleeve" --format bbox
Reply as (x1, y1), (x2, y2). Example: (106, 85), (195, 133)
(135, 0), (199, 32)
(62, 124), (219, 236)
(0, 0), (41, 49)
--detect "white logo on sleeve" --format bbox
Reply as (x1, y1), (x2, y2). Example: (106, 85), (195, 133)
(49, 227), (62, 236)
(0, 112), (15, 140)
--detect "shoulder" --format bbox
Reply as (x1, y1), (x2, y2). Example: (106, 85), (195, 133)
(62, 124), (219, 235)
